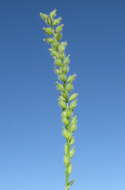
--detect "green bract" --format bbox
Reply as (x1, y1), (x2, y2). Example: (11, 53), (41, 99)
(40, 13), (48, 23)
(70, 148), (75, 158)
(69, 93), (78, 101)
(69, 100), (77, 110)
(70, 124), (77, 132)
(40, 9), (78, 190)
(65, 83), (74, 92)
(53, 17), (62, 25)
(50, 9), (57, 19)
(70, 136), (75, 145)
(56, 24), (64, 32)
(56, 82), (64, 91)
(67, 74), (77, 83)
(42, 27), (53, 35)
(64, 55), (70, 65)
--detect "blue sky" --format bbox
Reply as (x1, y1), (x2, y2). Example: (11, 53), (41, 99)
(0, 0), (125, 190)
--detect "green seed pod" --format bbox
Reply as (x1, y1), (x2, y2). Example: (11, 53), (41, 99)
(70, 124), (77, 132)
(58, 42), (68, 53)
(58, 52), (65, 59)
(71, 115), (77, 125)
(54, 68), (61, 75)
(56, 24), (64, 33)
(46, 17), (52, 25)
(64, 144), (69, 154)
(56, 82), (64, 91)
(52, 41), (59, 50)
(50, 9), (57, 19)
(64, 155), (70, 166)
(61, 41), (68, 47)
(58, 95), (65, 102)
(62, 109), (72, 119)
(58, 44), (65, 53)
(53, 17), (62, 25)
(58, 100), (67, 109)
(55, 32), (62, 41)
(62, 65), (69, 74)
(42, 27), (53, 35)
(70, 100), (77, 110)
(63, 55), (70, 65)
(59, 74), (67, 82)
(70, 136), (75, 145)
(65, 83), (74, 92)
(66, 109), (73, 117)
(62, 93), (68, 100)
(70, 148), (75, 158)
(62, 117), (69, 126)
(50, 49), (58, 57)
(43, 38), (54, 44)
(69, 93), (78, 101)
(62, 129), (71, 139)
(61, 111), (67, 118)
(67, 74), (77, 83)
(54, 59), (62, 66)
(67, 163), (72, 175)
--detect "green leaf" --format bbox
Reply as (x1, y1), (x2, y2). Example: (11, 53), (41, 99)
(69, 93), (78, 101)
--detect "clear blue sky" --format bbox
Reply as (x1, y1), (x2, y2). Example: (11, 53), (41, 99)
(0, 0), (125, 190)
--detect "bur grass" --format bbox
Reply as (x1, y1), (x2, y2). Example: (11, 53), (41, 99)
(40, 9), (78, 190)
